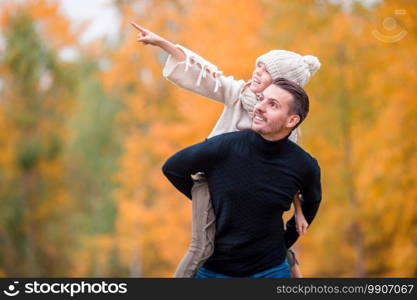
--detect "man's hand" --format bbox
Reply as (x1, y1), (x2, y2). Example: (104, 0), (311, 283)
(131, 22), (164, 46)
(295, 212), (308, 235)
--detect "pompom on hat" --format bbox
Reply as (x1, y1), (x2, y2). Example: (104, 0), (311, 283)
(255, 50), (321, 87)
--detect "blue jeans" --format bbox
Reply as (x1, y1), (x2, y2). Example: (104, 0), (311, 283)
(194, 259), (291, 278)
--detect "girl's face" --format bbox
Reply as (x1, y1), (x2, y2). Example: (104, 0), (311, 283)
(249, 61), (273, 93)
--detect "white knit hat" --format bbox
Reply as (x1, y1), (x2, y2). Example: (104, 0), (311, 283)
(255, 50), (321, 87)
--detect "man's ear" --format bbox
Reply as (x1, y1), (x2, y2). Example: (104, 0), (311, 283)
(286, 115), (300, 129)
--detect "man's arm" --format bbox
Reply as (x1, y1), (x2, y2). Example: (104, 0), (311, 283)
(162, 136), (224, 199)
(284, 159), (322, 248)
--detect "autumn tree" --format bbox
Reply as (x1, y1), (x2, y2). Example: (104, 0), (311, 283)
(262, 0), (417, 277)
(0, 3), (78, 276)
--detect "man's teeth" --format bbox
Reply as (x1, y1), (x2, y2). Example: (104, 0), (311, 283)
(255, 116), (265, 121)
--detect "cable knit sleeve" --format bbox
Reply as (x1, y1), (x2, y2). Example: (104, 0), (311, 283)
(162, 44), (245, 106)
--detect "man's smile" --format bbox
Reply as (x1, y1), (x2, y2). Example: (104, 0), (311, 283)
(253, 113), (266, 123)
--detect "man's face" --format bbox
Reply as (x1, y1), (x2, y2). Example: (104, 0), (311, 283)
(251, 84), (300, 140)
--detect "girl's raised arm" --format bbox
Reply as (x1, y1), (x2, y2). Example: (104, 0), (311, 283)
(131, 22), (186, 62)
(131, 22), (245, 106)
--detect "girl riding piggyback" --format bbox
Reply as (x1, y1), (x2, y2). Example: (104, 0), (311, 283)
(131, 23), (320, 278)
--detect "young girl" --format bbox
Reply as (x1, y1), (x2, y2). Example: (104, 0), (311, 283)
(131, 23), (320, 278)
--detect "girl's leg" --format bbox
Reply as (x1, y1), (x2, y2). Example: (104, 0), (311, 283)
(174, 176), (216, 277)
(287, 248), (302, 278)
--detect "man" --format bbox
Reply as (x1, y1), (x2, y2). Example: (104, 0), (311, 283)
(162, 78), (322, 278)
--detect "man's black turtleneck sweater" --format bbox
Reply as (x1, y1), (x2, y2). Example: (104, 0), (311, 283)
(162, 130), (321, 276)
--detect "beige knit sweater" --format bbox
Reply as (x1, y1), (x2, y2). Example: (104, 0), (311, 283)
(162, 44), (298, 142)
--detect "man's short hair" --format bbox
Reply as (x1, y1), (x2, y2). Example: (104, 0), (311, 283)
(271, 78), (309, 129)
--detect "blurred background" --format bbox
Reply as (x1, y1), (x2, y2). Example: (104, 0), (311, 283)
(0, 0), (415, 277)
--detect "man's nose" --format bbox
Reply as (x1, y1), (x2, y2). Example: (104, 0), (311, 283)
(254, 101), (266, 113)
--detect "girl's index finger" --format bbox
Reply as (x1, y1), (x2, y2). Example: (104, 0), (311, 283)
(130, 22), (146, 33)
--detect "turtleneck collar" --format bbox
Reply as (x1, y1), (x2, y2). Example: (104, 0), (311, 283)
(249, 130), (291, 156)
